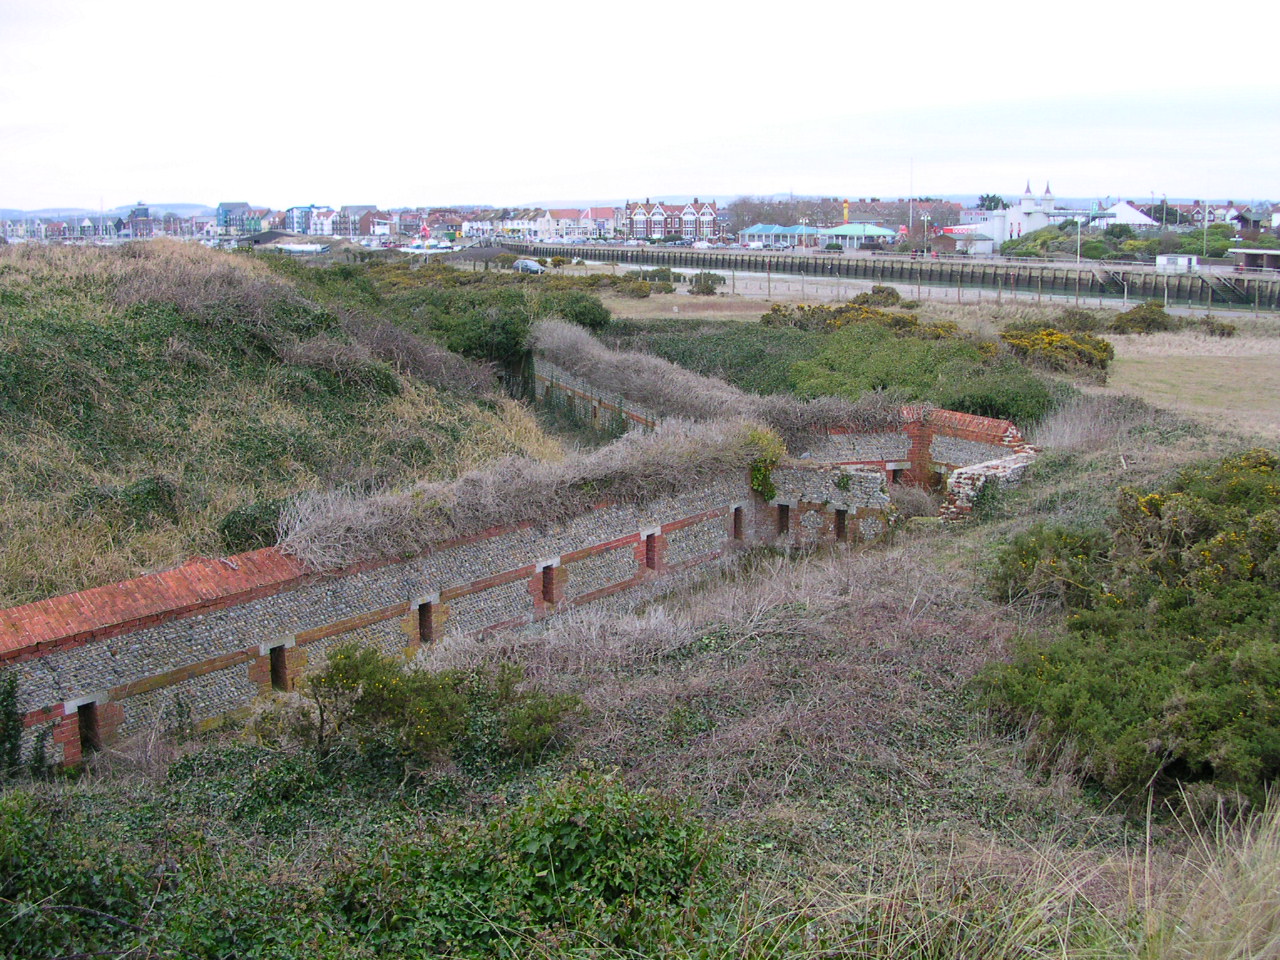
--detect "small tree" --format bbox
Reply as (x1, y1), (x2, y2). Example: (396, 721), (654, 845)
(977, 193), (1009, 211)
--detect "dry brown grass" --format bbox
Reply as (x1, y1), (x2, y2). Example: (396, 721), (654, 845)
(422, 536), (1070, 834)
(1027, 393), (1175, 453)
(0, 239), (296, 325)
(888, 483), (942, 518)
(347, 315), (496, 394)
(1105, 334), (1280, 442)
(278, 418), (767, 569)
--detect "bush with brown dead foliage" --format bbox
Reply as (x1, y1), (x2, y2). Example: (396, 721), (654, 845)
(278, 418), (774, 569)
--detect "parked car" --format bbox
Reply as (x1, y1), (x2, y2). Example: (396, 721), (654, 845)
(513, 259), (545, 274)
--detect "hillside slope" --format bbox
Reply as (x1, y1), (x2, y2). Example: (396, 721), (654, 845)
(0, 243), (557, 607)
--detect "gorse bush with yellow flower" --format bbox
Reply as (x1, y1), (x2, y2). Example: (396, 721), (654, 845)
(982, 449), (1280, 802)
(999, 326), (1114, 372)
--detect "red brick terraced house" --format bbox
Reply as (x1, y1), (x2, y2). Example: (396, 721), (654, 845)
(625, 199), (720, 240)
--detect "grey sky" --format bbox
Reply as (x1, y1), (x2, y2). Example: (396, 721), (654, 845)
(1, 0), (1276, 210)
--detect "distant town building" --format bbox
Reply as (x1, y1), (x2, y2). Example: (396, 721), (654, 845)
(1102, 201), (1158, 229)
(284, 205), (317, 234)
(216, 202), (251, 236)
(308, 209), (337, 236)
(960, 182), (1062, 243)
(336, 205), (377, 238)
(624, 199), (719, 240)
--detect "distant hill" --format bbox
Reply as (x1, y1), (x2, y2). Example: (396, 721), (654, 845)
(0, 202), (214, 219)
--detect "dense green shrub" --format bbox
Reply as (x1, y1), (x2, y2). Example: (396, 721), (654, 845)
(791, 324), (986, 400)
(932, 359), (1058, 425)
(688, 271), (727, 295)
(1110, 300), (1178, 334)
(982, 449), (1280, 801)
(985, 523), (1111, 609)
(307, 645), (580, 772)
(335, 771), (722, 956)
(624, 267), (684, 283)
(786, 323), (1055, 426)
(605, 321), (825, 395)
(615, 279), (652, 298)
(850, 284), (906, 307)
(542, 289), (610, 331)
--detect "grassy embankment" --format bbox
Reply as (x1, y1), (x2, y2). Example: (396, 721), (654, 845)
(0, 243), (558, 608)
(3, 397), (1275, 958)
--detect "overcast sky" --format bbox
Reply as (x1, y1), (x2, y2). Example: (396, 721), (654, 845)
(2, 0), (1276, 211)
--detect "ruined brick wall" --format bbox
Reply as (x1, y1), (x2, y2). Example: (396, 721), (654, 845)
(2, 466), (890, 766)
(930, 410), (1038, 520)
(1, 358), (1033, 768)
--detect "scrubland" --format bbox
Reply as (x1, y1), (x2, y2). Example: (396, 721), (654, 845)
(2, 255), (1278, 959)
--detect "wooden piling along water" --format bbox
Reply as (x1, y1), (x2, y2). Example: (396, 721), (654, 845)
(502, 243), (1280, 310)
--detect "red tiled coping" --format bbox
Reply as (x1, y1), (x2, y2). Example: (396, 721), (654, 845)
(0, 548), (307, 661)
(0, 516), (545, 664)
(820, 407), (1023, 447)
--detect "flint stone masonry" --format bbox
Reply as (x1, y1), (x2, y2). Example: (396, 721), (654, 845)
(773, 464), (888, 509)
(930, 435), (1017, 471)
(4, 463), (891, 765)
(808, 432), (912, 464)
(534, 359), (657, 429)
(1, 355), (1033, 767)
(561, 542), (640, 599)
(663, 514), (731, 566)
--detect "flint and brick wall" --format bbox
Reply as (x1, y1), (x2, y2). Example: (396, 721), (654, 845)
(2, 465), (890, 766)
(1, 354), (1033, 767)
(533, 359), (657, 429)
